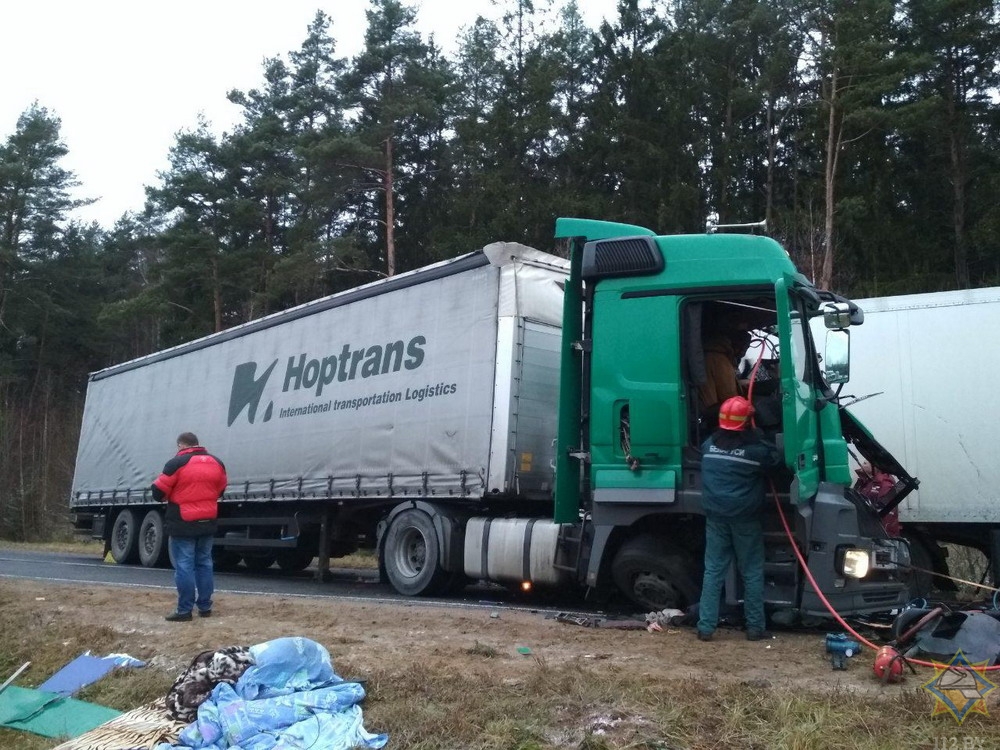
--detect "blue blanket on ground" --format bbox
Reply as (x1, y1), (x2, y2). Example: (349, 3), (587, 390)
(158, 638), (387, 750)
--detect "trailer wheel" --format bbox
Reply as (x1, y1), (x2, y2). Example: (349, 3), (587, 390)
(611, 535), (699, 611)
(383, 509), (446, 596)
(241, 553), (276, 572)
(276, 550), (314, 572)
(110, 509), (140, 564)
(138, 509), (169, 568)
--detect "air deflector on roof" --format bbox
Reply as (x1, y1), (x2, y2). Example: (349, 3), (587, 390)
(581, 236), (663, 280)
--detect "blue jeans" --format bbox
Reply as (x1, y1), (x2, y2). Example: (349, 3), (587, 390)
(697, 515), (766, 634)
(169, 535), (214, 614)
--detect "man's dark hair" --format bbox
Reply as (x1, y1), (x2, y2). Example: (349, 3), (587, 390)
(177, 432), (199, 447)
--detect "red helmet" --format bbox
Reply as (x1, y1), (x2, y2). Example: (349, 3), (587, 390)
(719, 396), (753, 431)
(872, 645), (905, 683)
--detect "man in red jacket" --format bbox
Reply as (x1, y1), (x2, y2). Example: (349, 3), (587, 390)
(152, 432), (227, 621)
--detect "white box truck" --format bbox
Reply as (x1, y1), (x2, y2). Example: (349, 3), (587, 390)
(839, 286), (1000, 591)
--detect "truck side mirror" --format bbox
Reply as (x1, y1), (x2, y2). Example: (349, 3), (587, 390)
(823, 302), (852, 329)
(824, 330), (850, 385)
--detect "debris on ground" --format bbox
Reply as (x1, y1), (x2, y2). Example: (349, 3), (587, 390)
(0, 651), (145, 743)
(47, 636), (387, 750)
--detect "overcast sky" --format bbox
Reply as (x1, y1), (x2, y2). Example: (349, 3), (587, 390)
(2, 0), (617, 228)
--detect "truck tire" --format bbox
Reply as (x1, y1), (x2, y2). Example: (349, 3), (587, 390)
(212, 548), (242, 572)
(110, 509), (140, 564)
(611, 535), (699, 611)
(276, 550), (314, 572)
(383, 509), (447, 596)
(241, 553), (276, 572)
(138, 509), (169, 568)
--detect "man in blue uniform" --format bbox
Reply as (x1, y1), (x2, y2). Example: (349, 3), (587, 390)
(696, 396), (782, 641)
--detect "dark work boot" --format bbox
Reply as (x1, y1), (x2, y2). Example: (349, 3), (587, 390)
(165, 611), (193, 622)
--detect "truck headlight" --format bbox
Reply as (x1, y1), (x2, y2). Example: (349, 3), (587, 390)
(839, 548), (870, 578)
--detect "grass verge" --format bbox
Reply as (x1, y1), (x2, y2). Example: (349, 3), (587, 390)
(2, 583), (997, 750)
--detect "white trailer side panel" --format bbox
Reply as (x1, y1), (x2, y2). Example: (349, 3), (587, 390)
(845, 287), (1000, 524)
(71, 248), (567, 505)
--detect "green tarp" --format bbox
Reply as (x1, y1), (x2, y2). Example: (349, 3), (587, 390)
(0, 685), (121, 739)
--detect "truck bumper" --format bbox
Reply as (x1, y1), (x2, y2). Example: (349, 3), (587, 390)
(797, 483), (912, 616)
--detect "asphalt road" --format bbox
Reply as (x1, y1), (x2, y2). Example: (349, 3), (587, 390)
(0, 549), (602, 615)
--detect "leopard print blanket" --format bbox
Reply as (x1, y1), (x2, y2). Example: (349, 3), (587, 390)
(165, 645), (254, 723)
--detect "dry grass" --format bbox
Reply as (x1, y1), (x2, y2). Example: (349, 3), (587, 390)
(944, 543), (994, 601)
(0, 538), (104, 555)
(1, 579), (998, 749)
(329, 549), (379, 569)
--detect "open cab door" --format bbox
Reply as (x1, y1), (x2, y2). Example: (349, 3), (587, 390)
(774, 277), (820, 502)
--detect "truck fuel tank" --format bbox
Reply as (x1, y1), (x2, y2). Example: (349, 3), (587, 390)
(463, 517), (572, 587)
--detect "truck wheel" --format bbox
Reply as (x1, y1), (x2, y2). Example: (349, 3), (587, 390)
(276, 550), (314, 572)
(110, 509), (140, 564)
(138, 509), (169, 568)
(241, 553), (276, 572)
(611, 535), (699, 611)
(383, 509), (447, 596)
(212, 548), (242, 571)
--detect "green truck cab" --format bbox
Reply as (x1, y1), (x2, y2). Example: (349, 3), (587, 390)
(555, 218), (913, 618)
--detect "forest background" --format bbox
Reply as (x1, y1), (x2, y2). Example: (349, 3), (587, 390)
(1, 0), (998, 540)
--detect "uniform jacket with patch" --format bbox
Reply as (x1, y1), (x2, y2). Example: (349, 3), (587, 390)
(151, 446), (227, 537)
(700, 429), (782, 519)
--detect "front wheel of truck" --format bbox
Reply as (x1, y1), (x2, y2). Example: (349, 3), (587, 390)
(110, 509), (140, 564)
(383, 509), (446, 596)
(611, 535), (700, 612)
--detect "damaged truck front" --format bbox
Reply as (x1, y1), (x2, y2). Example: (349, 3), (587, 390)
(549, 218), (914, 620)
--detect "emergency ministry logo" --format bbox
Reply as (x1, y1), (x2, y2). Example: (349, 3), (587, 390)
(921, 650), (996, 724)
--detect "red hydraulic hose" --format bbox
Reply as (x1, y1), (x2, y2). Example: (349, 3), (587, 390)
(771, 480), (1000, 672)
(745, 335), (1000, 672)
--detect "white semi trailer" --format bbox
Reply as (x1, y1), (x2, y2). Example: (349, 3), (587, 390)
(71, 242), (572, 594)
(839, 286), (1000, 591)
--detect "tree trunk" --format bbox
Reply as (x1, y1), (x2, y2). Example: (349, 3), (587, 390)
(384, 137), (396, 277)
(765, 93), (775, 229)
(947, 68), (970, 289)
(211, 256), (223, 332)
(820, 68), (840, 291)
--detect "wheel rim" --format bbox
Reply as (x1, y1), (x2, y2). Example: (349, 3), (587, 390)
(633, 571), (684, 609)
(142, 524), (157, 556)
(114, 518), (129, 552)
(392, 526), (427, 579)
